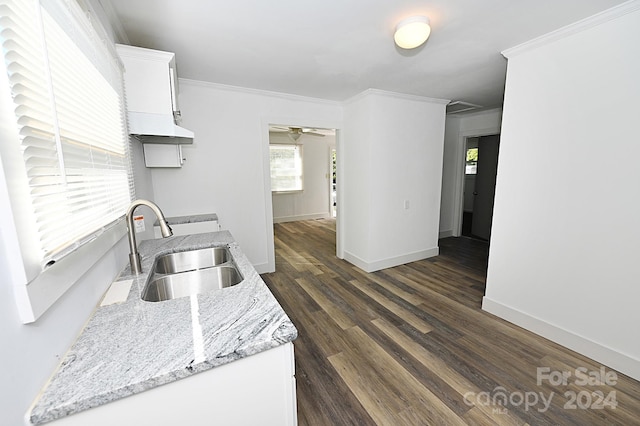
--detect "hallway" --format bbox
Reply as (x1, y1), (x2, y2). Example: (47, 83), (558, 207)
(261, 219), (639, 425)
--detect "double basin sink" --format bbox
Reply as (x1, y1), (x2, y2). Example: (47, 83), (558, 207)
(142, 246), (243, 302)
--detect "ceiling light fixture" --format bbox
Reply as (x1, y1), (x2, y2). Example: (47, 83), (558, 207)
(394, 16), (431, 49)
(288, 130), (301, 142)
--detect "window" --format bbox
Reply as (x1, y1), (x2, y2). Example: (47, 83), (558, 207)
(270, 144), (303, 192)
(0, 0), (132, 269)
(465, 147), (478, 175)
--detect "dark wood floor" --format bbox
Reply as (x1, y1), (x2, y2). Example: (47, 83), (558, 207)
(261, 219), (640, 425)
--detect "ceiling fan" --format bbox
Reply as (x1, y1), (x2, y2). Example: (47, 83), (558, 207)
(271, 126), (326, 141)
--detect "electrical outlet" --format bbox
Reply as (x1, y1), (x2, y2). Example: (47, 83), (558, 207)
(404, 200), (410, 209)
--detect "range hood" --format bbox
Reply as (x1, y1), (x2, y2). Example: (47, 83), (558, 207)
(128, 112), (194, 144)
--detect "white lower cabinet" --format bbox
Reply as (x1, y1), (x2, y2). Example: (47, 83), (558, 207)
(45, 343), (297, 425)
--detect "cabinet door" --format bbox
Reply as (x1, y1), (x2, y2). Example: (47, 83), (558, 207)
(119, 51), (174, 116)
(116, 45), (186, 131)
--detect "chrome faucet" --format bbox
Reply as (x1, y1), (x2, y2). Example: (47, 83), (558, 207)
(126, 199), (173, 274)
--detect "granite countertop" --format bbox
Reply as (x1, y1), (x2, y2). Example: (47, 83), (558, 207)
(153, 213), (218, 226)
(29, 231), (297, 425)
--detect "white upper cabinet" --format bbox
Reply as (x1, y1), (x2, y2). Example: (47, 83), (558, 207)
(115, 44), (193, 145)
(116, 44), (176, 117)
(116, 44), (193, 167)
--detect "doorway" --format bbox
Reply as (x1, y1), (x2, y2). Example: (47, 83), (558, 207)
(461, 134), (500, 241)
(268, 125), (336, 224)
(262, 121), (343, 273)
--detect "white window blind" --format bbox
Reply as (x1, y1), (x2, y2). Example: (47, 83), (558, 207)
(270, 144), (303, 192)
(0, 0), (133, 267)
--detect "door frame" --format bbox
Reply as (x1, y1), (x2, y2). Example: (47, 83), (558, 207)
(452, 127), (501, 237)
(261, 118), (344, 273)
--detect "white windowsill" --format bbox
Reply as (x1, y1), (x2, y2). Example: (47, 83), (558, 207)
(15, 221), (127, 324)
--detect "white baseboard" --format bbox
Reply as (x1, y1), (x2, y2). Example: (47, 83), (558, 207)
(344, 247), (439, 273)
(273, 213), (330, 224)
(482, 297), (640, 381)
(439, 229), (454, 239)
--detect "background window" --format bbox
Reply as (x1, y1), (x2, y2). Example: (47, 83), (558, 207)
(270, 144), (303, 192)
(465, 147), (478, 175)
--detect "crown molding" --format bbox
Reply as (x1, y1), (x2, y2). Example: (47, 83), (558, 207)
(180, 79), (449, 107)
(452, 106), (503, 118)
(115, 44), (174, 62)
(179, 79), (342, 106)
(503, 0), (640, 59)
(343, 88), (449, 106)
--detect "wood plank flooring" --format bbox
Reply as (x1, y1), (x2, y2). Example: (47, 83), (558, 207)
(260, 219), (640, 425)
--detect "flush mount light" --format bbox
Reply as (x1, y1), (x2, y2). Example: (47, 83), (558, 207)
(394, 16), (431, 49)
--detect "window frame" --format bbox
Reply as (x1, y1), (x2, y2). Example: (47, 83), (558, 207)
(0, 0), (133, 323)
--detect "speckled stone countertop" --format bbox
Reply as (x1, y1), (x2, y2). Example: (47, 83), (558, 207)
(29, 231), (297, 425)
(153, 213), (218, 226)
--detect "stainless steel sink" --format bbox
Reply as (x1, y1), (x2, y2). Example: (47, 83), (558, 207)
(153, 247), (230, 274)
(142, 246), (243, 302)
(142, 265), (243, 302)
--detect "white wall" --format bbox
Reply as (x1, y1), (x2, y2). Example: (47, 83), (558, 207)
(342, 94), (373, 261)
(148, 80), (342, 272)
(342, 90), (447, 272)
(270, 132), (335, 223)
(0, 237), (130, 426)
(439, 109), (502, 237)
(483, 5), (640, 380)
(439, 116), (462, 236)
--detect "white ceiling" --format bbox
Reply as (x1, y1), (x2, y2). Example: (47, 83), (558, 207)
(108, 0), (626, 108)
